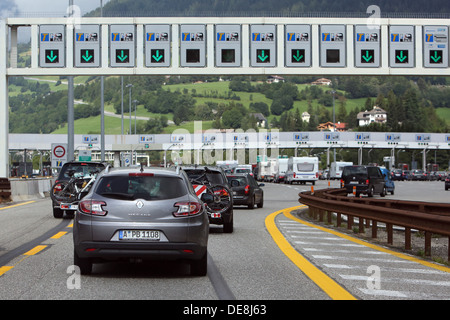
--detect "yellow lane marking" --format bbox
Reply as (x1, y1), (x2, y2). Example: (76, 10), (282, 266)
(283, 209), (450, 274)
(0, 266), (14, 276)
(24, 245), (47, 256)
(265, 205), (357, 300)
(51, 231), (67, 239)
(0, 201), (35, 211)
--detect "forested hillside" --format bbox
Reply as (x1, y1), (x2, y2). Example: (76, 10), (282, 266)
(88, 0), (449, 16)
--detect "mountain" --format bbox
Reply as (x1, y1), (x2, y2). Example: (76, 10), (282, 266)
(86, 0), (450, 17)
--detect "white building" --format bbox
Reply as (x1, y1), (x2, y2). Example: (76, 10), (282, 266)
(357, 106), (387, 126)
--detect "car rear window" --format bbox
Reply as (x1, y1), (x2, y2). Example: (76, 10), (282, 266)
(227, 176), (248, 187)
(185, 169), (225, 185)
(343, 166), (367, 176)
(95, 175), (187, 200)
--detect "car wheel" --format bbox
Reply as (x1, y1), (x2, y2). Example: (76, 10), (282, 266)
(248, 196), (255, 209)
(74, 250), (92, 275)
(380, 187), (386, 197)
(223, 216), (233, 233)
(190, 252), (207, 276)
(368, 186), (374, 197)
(257, 195), (264, 208)
(53, 207), (63, 218)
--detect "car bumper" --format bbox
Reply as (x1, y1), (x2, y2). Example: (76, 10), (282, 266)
(344, 184), (369, 194)
(232, 195), (252, 205)
(74, 241), (207, 261)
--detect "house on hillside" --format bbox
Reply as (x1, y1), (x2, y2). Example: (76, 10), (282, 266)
(317, 121), (347, 132)
(249, 113), (267, 127)
(267, 75), (285, 83)
(311, 78), (332, 86)
(357, 106), (387, 126)
(301, 111), (310, 123)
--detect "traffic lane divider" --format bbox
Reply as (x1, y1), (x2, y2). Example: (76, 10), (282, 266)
(265, 205), (357, 300)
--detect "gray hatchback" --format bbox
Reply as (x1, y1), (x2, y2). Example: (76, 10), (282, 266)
(73, 166), (209, 276)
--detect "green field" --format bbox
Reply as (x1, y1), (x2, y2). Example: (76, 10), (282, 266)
(17, 76), (450, 134)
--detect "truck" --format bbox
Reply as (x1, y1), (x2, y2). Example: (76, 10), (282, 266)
(257, 158), (277, 182)
(274, 158), (288, 183)
(330, 161), (353, 180)
(286, 157), (319, 185)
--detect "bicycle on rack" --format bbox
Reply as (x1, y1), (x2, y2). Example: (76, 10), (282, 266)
(188, 170), (233, 215)
(50, 169), (99, 205)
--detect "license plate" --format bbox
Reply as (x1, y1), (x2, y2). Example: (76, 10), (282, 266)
(233, 191), (237, 196)
(119, 230), (160, 241)
(349, 181), (358, 184)
(60, 203), (78, 210)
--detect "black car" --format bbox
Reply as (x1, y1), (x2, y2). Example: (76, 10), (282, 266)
(227, 173), (264, 209)
(183, 165), (234, 233)
(445, 174), (450, 191)
(391, 169), (405, 181)
(410, 169), (426, 181)
(341, 165), (386, 197)
(52, 161), (106, 218)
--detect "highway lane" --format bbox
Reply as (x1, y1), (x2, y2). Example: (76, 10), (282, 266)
(0, 184), (329, 301)
(0, 180), (449, 302)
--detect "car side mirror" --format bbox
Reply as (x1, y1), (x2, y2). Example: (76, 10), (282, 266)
(201, 193), (214, 203)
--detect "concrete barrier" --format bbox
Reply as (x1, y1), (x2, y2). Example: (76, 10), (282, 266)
(10, 178), (55, 202)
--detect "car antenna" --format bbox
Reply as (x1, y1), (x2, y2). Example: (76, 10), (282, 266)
(140, 163), (144, 173)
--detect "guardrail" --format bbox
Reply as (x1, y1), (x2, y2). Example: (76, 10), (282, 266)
(0, 178), (11, 201)
(298, 188), (450, 262)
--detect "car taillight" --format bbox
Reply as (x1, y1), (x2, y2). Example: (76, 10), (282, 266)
(129, 173), (154, 177)
(340, 179), (344, 187)
(244, 185), (250, 194)
(173, 202), (202, 217)
(315, 172), (319, 178)
(214, 188), (229, 196)
(79, 200), (107, 216)
(293, 172), (296, 178)
(365, 179), (369, 185)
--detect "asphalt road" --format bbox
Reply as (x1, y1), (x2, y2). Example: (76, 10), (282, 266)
(0, 179), (449, 307)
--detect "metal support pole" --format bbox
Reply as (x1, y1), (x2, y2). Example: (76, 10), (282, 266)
(0, 20), (9, 177)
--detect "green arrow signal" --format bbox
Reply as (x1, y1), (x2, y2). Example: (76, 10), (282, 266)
(430, 50), (442, 63)
(292, 50), (304, 62)
(46, 50), (57, 62)
(257, 50), (269, 62)
(362, 50), (373, 62)
(152, 50), (163, 62)
(396, 50), (407, 62)
(117, 50), (128, 62)
(82, 50), (93, 62)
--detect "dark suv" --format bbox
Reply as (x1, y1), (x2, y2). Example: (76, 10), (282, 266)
(52, 161), (106, 218)
(182, 165), (234, 233)
(341, 165), (386, 197)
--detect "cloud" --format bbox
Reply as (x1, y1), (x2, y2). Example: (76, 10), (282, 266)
(0, 1), (19, 17)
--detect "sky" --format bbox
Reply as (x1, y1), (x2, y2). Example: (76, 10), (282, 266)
(1, 0), (110, 17)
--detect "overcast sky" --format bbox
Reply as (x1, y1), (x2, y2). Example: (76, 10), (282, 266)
(1, 0), (110, 17)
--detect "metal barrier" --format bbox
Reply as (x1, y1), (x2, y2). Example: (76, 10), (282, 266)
(298, 188), (450, 262)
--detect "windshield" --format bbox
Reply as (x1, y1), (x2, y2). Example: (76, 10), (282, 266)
(96, 175), (187, 200)
(343, 166), (367, 176)
(185, 169), (225, 185)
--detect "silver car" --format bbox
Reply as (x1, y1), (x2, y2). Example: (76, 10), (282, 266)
(73, 166), (209, 276)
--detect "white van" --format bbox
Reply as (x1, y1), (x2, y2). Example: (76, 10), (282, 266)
(274, 158), (288, 183)
(257, 158), (277, 182)
(330, 161), (353, 180)
(286, 157), (319, 185)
